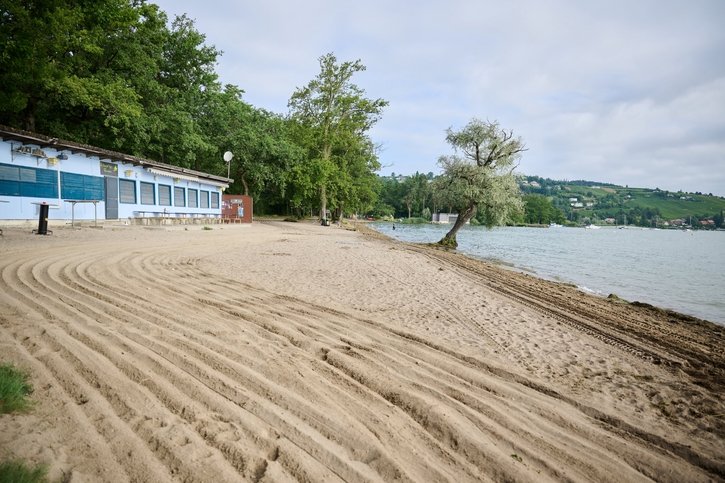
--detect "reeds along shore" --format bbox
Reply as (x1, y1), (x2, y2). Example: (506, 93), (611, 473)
(0, 221), (723, 482)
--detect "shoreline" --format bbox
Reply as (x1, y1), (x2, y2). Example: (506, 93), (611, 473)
(354, 221), (723, 369)
(1, 221), (723, 481)
(365, 221), (724, 324)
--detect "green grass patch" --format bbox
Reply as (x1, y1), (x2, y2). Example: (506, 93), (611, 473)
(0, 363), (34, 414)
(0, 460), (48, 483)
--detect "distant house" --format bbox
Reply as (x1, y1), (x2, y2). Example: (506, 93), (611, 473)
(432, 212), (454, 224)
(571, 202), (584, 208)
(432, 212), (470, 225)
(604, 218), (616, 224)
(585, 202), (595, 207)
(569, 197), (578, 202)
(529, 181), (541, 188)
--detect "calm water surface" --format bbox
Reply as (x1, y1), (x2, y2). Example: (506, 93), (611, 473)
(371, 223), (725, 324)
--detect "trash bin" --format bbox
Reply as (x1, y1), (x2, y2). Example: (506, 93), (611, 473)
(36, 203), (49, 235)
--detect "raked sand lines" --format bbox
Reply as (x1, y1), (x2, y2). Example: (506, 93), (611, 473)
(0, 227), (719, 482)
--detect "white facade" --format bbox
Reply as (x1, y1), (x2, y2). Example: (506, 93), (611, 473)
(0, 126), (230, 222)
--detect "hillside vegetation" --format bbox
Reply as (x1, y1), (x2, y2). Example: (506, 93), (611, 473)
(521, 176), (725, 228)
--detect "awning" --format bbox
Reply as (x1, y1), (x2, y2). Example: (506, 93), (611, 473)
(146, 167), (199, 182)
(145, 167), (229, 187)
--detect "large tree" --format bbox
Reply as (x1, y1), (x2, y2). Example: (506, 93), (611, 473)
(401, 173), (430, 219)
(288, 53), (387, 222)
(199, 85), (302, 197)
(435, 119), (526, 248)
(0, 2), (223, 167)
(522, 194), (565, 225)
(0, 0), (151, 135)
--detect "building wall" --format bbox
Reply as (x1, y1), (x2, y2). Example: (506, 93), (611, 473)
(221, 194), (253, 223)
(115, 163), (225, 219)
(0, 138), (225, 221)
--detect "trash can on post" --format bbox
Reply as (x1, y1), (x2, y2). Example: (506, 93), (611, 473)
(36, 202), (49, 235)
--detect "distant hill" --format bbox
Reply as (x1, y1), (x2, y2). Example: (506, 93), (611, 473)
(519, 176), (725, 228)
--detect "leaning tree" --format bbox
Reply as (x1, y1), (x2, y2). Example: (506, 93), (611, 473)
(435, 118), (526, 248)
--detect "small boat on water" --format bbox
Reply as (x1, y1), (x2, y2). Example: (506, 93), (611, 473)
(585, 224), (601, 230)
(549, 222), (563, 228)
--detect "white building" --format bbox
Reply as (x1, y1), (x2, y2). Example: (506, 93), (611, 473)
(0, 125), (230, 223)
(432, 212), (457, 224)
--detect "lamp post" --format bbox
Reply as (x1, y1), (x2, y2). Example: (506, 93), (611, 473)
(223, 151), (233, 180)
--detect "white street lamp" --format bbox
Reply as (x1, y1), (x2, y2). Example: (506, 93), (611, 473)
(223, 151), (233, 180)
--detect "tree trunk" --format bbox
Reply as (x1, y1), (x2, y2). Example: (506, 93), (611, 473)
(320, 184), (327, 221)
(23, 97), (37, 132)
(320, 143), (331, 221)
(438, 203), (477, 248)
(241, 176), (249, 196)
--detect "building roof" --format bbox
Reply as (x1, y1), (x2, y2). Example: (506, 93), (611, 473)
(0, 124), (232, 185)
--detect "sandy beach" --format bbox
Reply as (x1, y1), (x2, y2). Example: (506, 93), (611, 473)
(0, 220), (722, 482)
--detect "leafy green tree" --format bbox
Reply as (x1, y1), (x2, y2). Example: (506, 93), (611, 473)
(523, 194), (564, 224)
(0, 0), (151, 135)
(133, 13), (221, 168)
(377, 176), (405, 217)
(337, 136), (381, 217)
(401, 172), (430, 218)
(434, 119), (526, 247)
(288, 53), (387, 221)
(0, 2), (224, 169)
(199, 85), (302, 198)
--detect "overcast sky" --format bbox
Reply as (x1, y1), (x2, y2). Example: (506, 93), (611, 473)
(153, 0), (725, 195)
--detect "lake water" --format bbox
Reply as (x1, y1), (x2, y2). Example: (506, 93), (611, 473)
(371, 223), (725, 324)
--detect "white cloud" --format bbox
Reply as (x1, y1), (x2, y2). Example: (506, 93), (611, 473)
(154, 0), (725, 195)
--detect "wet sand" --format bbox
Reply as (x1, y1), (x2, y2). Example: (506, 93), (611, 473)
(0, 220), (722, 482)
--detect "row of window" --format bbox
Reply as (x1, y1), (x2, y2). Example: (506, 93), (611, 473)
(0, 163), (61, 198)
(119, 179), (219, 208)
(0, 163), (103, 200)
(0, 163), (220, 210)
